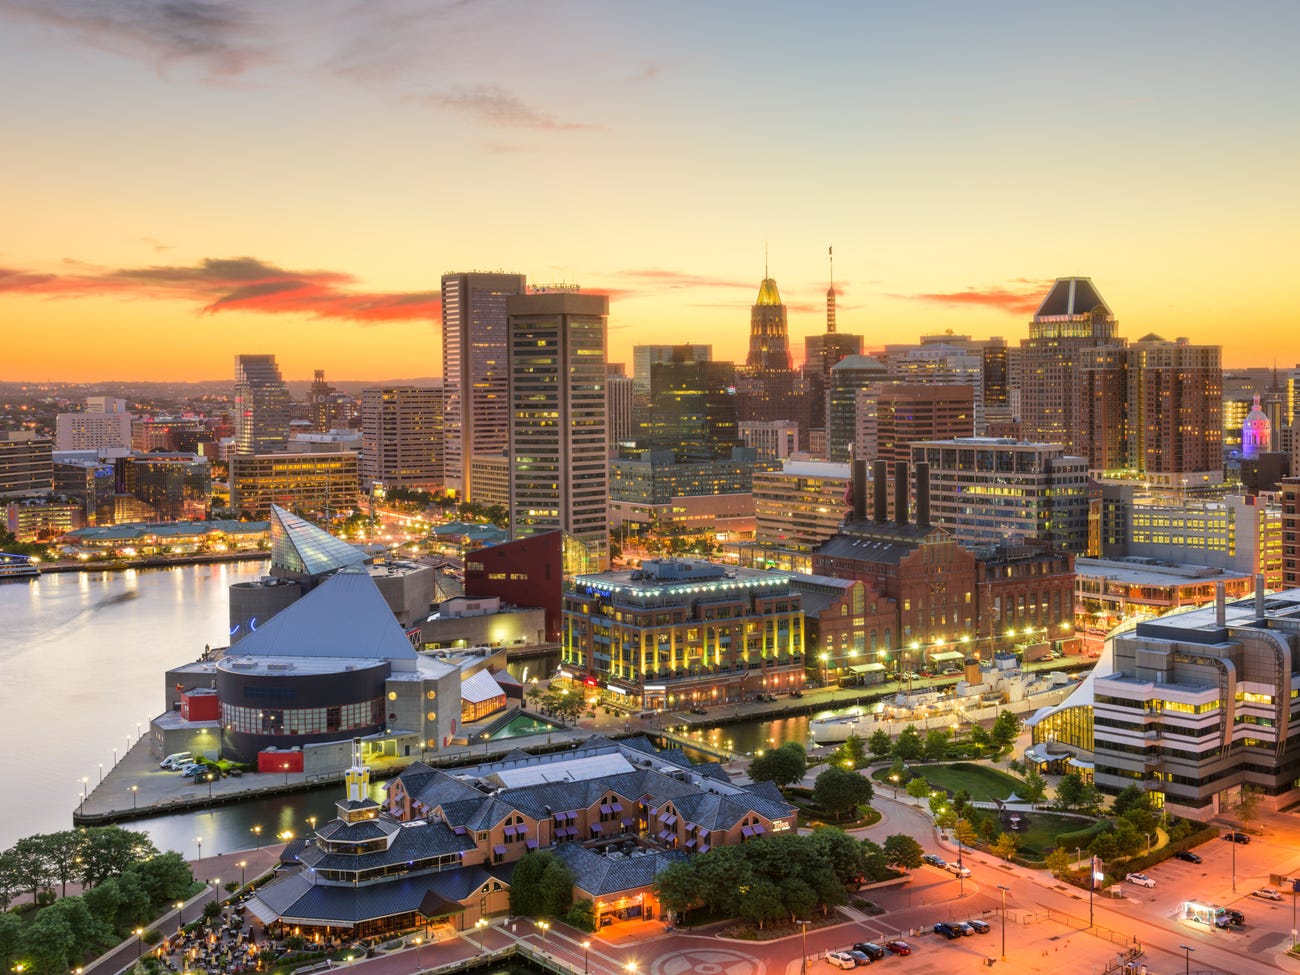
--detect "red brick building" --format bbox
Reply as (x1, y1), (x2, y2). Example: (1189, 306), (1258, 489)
(465, 530), (563, 643)
(975, 543), (1076, 655)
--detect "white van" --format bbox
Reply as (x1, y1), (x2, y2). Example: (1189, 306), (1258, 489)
(160, 752), (192, 770)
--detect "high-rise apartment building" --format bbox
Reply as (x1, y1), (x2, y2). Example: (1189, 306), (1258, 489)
(0, 433), (53, 497)
(858, 383), (975, 465)
(606, 371), (635, 450)
(56, 397), (134, 453)
(740, 420), (800, 461)
(1283, 478), (1300, 590)
(506, 291), (609, 569)
(1019, 278), (1120, 454)
(909, 438), (1089, 553)
(234, 354), (291, 455)
(440, 271), (527, 500)
(360, 386), (443, 490)
(753, 461), (851, 551)
(826, 355), (888, 462)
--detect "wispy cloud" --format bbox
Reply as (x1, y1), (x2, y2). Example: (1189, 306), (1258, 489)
(0, 257), (439, 324)
(0, 0), (275, 79)
(611, 268), (756, 293)
(892, 281), (1051, 315)
(414, 84), (599, 131)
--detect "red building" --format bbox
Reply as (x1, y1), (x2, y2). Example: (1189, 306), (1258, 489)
(974, 543), (1076, 656)
(465, 531), (563, 643)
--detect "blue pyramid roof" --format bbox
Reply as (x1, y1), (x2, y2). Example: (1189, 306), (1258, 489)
(269, 505), (368, 577)
(233, 569), (418, 660)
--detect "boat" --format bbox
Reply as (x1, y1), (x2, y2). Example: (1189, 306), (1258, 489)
(0, 552), (40, 581)
(809, 707), (876, 744)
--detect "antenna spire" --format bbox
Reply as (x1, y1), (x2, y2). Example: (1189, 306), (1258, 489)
(764, 241), (769, 280)
(826, 245), (837, 334)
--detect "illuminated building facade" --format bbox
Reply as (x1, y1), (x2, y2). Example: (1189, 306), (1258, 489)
(857, 383), (975, 466)
(753, 460), (851, 552)
(440, 271), (527, 500)
(563, 559), (806, 708)
(0, 433), (53, 497)
(360, 386), (443, 490)
(1284, 478), (1300, 590)
(55, 398), (134, 453)
(233, 354), (291, 455)
(739, 420), (800, 461)
(909, 438), (1089, 553)
(120, 452), (211, 522)
(826, 355), (888, 462)
(229, 451), (359, 517)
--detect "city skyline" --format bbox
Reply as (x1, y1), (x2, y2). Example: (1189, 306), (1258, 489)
(2, 1), (1298, 381)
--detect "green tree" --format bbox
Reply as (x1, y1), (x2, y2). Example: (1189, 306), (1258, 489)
(1044, 847), (1072, 879)
(19, 907), (77, 975)
(833, 734), (868, 771)
(0, 912), (23, 969)
(1111, 784), (1149, 818)
(43, 831), (85, 899)
(83, 877), (125, 931)
(1020, 766), (1047, 803)
(1113, 820), (1143, 858)
(749, 742), (807, 788)
(859, 838), (891, 883)
(991, 710), (1020, 747)
(868, 729), (893, 761)
(509, 851), (573, 917)
(202, 900), (223, 925)
(813, 767), (874, 821)
(923, 729), (951, 762)
(129, 852), (193, 906)
(564, 900), (596, 932)
(808, 828), (870, 891)
(882, 834), (924, 870)
(0, 851), (20, 911)
(1053, 772), (1100, 813)
(738, 879), (785, 929)
(79, 827), (156, 889)
(954, 818), (978, 852)
(906, 776), (931, 800)
(991, 832), (1019, 861)
(1231, 784), (1263, 830)
(968, 723), (993, 752)
(653, 860), (699, 920)
(538, 856), (576, 917)
(1089, 831), (1118, 862)
(893, 725), (923, 761)
(11, 835), (53, 902)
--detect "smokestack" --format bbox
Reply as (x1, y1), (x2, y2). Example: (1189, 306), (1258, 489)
(873, 460), (888, 523)
(894, 461), (909, 527)
(915, 461), (931, 528)
(852, 460), (868, 521)
(1215, 581), (1226, 627)
(1256, 574), (1266, 619)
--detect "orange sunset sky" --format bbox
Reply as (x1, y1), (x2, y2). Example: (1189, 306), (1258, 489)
(1, 1), (1297, 383)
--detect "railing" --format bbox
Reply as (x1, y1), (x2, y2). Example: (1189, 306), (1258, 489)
(1009, 907), (1138, 949)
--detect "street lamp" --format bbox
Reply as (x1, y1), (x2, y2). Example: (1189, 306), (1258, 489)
(81, 777), (88, 802)
(130, 784), (138, 812)
(282, 762), (290, 787)
(1088, 855), (1103, 928)
(890, 774), (900, 798)
(797, 919), (809, 975)
(581, 939), (591, 975)
(251, 825), (262, 848)
(1229, 831), (1237, 892)
(1179, 943), (1194, 975)
(537, 919), (550, 948)
(475, 918), (488, 953)
(133, 927), (145, 958)
(625, 965), (637, 975)
(238, 860), (247, 888)
(175, 900), (184, 932)
(997, 885), (1010, 962)
(194, 836), (202, 861)
(206, 772), (214, 799)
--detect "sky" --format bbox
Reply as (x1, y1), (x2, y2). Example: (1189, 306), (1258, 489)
(1, 0), (1297, 383)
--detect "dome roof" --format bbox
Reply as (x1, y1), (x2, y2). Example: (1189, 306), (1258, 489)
(755, 277), (782, 306)
(1244, 394), (1269, 425)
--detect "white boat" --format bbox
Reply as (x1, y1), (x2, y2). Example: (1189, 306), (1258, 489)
(0, 553), (39, 581)
(809, 708), (875, 744)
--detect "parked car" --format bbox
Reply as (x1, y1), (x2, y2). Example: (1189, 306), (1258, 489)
(1216, 907), (1245, 926)
(825, 951), (857, 969)
(178, 763), (203, 776)
(1254, 888), (1283, 901)
(946, 862), (972, 878)
(1173, 850), (1202, 863)
(1222, 832), (1251, 844)
(853, 943), (886, 960)
(922, 854), (947, 868)
(160, 751), (192, 770)
(933, 922), (962, 940)
(885, 941), (912, 956)
(1125, 873), (1156, 888)
(966, 919), (990, 934)
(790, 689), (804, 698)
(846, 951), (871, 966)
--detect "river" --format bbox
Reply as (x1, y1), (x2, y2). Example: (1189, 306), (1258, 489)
(0, 562), (840, 856)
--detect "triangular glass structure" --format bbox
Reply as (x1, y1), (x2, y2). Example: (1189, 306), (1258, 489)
(269, 504), (369, 577)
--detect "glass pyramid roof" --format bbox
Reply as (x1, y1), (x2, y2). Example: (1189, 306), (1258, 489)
(269, 504), (369, 577)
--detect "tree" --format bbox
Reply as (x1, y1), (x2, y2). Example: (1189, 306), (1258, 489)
(202, 900), (223, 926)
(991, 710), (1020, 747)
(1020, 766), (1047, 803)
(0, 851), (20, 911)
(0, 912), (23, 969)
(1231, 784), (1263, 831)
(19, 908), (77, 975)
(653, 861), (698, 920)
(749, 742), (807, 789)
(953, 818), (978, 853)
(906, 777), (931, 800)
(882, 834), (924, 871)
(1053, 772), (1100, 813)
(808, 828), (870, 891)
(1089, 831), (1118, 861)
(129, 852), (193, 906)
(44, 831), (85, 898)
(813, 767), (873, 821)
(893, 725), (923, 761)
(11, 835), (53, 902)
(564, 900), (596, 932)
(509, 851), (573, 918)
(1111, 784), (1149, 819)
(968, 723), (993, 752)
(738, 879), (785, 929)
(833, 734), (868, 771)
(537, 856), (575, 917)
(1044, 847), (1073, 879)
(923, 729), (951, 762)
(868, 729), (893, 761)
(991, 832), (1019, 862)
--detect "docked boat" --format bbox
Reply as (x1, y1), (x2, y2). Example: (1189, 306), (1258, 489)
(809, 707), (875, 744)
(0, 552), (39, 581)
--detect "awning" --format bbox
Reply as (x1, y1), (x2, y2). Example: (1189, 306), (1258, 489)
(930, 651), (965, 663)
(621, 820), (634, 829)
(657, 830), (671, 841)
(697, 843), (709, 854)
(452, 825), (467, 835)
(752, 824), (765, 835)
(741, 826), (754, 838)
(599, 804), (612, 815)
(662, 814), (677, 826)
(504, 825), (516, 837)
(493, 845), (506, 856)
(685, 838), (696, 848)
(516, 824), (528, 835)
(419, 891), (467, 918)
(611, 802), (623, 812)
(590, 824), (601, 835)
(526, 839), (538, 850)
(849, 663), (886, 674)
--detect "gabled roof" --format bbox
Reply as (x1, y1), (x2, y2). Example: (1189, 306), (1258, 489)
(551, 843), (687, 897)
(269, 504), (368, 577)
(230, 569), (418, 660)
(461, 669), (505, 704)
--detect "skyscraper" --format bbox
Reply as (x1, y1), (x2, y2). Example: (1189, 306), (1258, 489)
(645, 352), (739, 461)
(440, 271), (527, 500)
(746, 274), (792, 372)
(360, 386), (443, 490)
(506, 291), (609, 569)
(234, 354), (291, 455)
(1019, 278), (1119, 454)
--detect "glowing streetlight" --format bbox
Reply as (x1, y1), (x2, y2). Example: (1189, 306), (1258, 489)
(797, 919), (809, 975)
(129, 784), (138, 812)
(997, 885), (1010, 961)
(251, 825), (262, 848)
(582, 939), (591, 975)
(133, 927), (145, 958)
(238, 860), (247, 887)
(537, 919), (550, 947)
(475, 918), (488, 952)
(194, 836), (202, 860)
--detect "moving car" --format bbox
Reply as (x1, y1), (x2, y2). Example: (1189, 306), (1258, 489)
(966, 919), (990, 934)
(1222, 831), (1251, 844)
(1254, 888), (1283, 901)
(934, 922), (962, 940)
(1125, 873), (1156, 888)
(853, 943), (886, 961)
(1173, 850), (1202, 863)
(922, 854), (947, 867)
(825, 951), (857, 970)
(885, 941), (912, 956)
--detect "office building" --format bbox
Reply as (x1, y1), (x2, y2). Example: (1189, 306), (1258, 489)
(564, 559), (806, 708)
(632, 344), (711, 398)
(608, 448), (763, 534)
(1019, 278), (1120, 454)
(858, 383), (975, 465)
(740, 420), (800, 461)
(53, 457), (115, 525)
(1074, 558), (1255, 633)
(1284, 478), (1300, 590)
(360, 386), (443, 490)
(644, 354), (739, 461)
(120, 453), (212, 522)
(747, 274), (792, 372)
(229, 451), (358, 517)
(884, 340), (986, 433)
(5, 499), (83, 541)
(753, 460), (851, 552)
(0, 433), (53, 497)
(506, 291), (609, 569)
(55, 397), (134, 453)
(607, 371), (635, 448)
(909, 438), (1089, 553)
(440, 271), (527, 499)
(234, 354), (291, 455)
(826, 356), (888, 462)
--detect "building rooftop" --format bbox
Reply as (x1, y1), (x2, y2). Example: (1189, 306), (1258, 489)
(1075, 557), (1249, 585)
(269, 504), (368, 577)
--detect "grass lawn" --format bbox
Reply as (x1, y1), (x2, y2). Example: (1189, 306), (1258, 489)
(1009, 812), (1106, 859)
(913, 762), (1025, 802)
